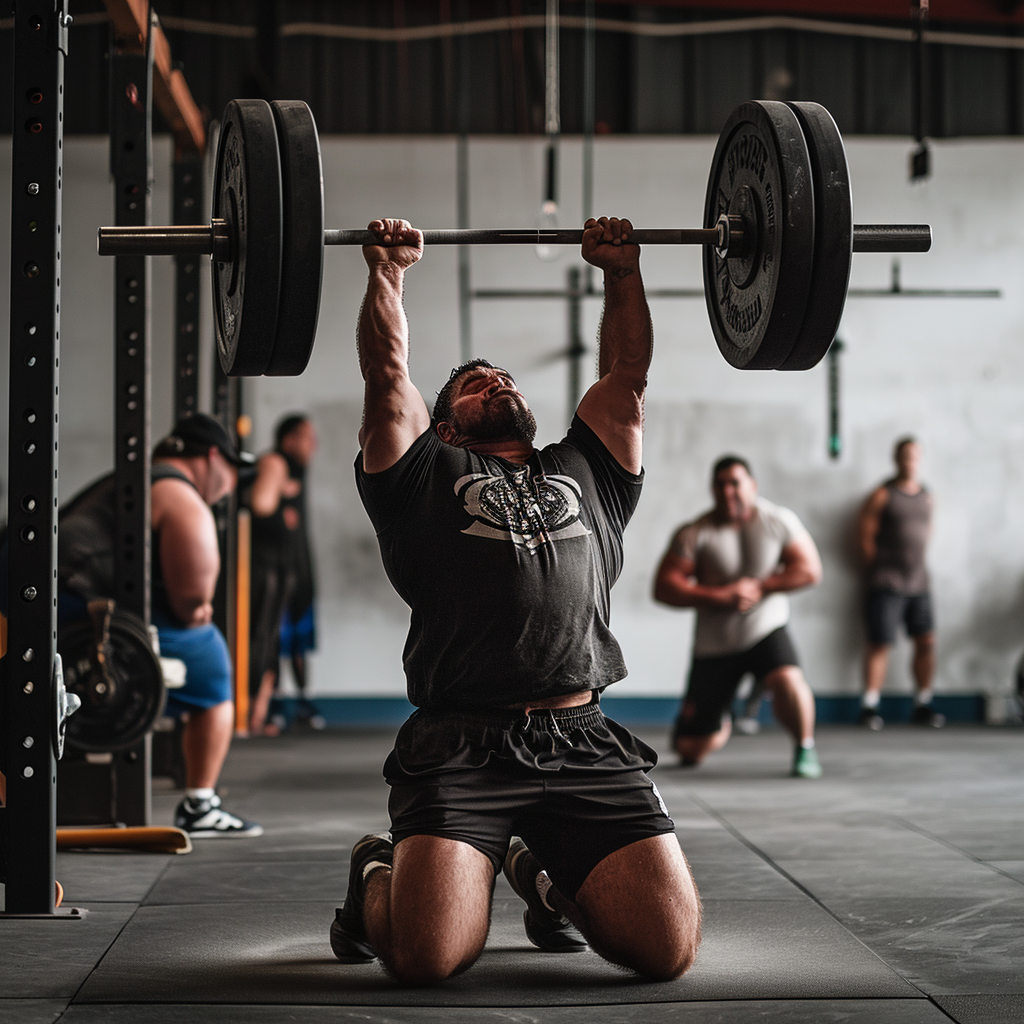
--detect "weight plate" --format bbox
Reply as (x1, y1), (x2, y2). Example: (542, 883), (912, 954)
(263, 101), (325, 376)
(777, 102), (854, 371)
(60, 608), (166, 753)
(703, 101), (816, 369)
(213, 99), (284, 376)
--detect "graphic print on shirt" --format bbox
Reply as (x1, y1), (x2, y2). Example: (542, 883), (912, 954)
(454, 469), (591, 551)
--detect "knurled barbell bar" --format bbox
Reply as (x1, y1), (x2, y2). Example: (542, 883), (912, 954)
(96, 98), (932, 377)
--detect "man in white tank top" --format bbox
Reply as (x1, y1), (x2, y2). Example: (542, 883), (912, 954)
(654, 456), (823, 778)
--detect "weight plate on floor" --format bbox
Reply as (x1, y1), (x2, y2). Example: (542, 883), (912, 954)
(703, 101), (816, 369)
(60, 607), (166, 753)
(264, 100), (324, 376)
(213, 99), (284, 376)
(777, 102), (854, 371)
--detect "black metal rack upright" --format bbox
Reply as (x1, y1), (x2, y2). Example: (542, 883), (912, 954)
(2, 0), (71, 917)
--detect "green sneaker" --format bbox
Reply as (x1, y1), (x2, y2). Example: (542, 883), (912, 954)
(792, 745), (823, 779)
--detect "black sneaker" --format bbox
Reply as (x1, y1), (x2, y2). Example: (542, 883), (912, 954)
(503, 838), (588, 953)
(912, 705), (946, 728)
(330, 833), (393, 963)
(173, 795), (263, 838)
(859, 707), (884, 731)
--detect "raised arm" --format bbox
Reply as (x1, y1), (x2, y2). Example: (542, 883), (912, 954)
(358, 219), (431, 474)
(576, 217), (652, 475)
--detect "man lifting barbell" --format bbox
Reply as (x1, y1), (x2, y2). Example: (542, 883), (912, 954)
(329, 216), (701, 984)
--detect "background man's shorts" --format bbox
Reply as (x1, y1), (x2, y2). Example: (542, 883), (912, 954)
(152, 615), (233, 716)
(384, 700), (676, 902)
(865, 588), (934, 646)
(673, 626), (800, 739)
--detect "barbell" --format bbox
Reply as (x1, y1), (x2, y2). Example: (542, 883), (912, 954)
(96, 98), (931, 376)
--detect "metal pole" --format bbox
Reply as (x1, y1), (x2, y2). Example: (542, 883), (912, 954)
(173, 154), (204, 420)
(108, 23), (155, 825)
(3, 0), (70, 917)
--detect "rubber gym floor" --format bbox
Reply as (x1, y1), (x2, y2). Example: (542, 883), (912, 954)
(2, 723), (1022, 1024)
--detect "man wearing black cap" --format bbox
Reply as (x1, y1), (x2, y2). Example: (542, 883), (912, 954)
(57, 413), (262, 837)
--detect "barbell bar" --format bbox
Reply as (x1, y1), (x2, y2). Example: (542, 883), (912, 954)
(95, 97), (933, 377)
(97, 222), (931, 256)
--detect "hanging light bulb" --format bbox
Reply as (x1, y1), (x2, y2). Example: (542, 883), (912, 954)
(536, 140), (561, 262)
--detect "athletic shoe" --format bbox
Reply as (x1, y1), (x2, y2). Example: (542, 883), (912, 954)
(859, 707), (884, 731)
(734, 715), (761, 735)
(502, 838), (588, 953)
(791, 746), (823, 779)
(912, 705), (946, 728)
(173, 795), (263, 838)
(330, 833), (393, 963)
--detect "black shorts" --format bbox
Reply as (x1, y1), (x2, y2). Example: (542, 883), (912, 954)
(674, 626), (800, 739)
(383, 699), (676, 901)
(865, 588), (934, 645)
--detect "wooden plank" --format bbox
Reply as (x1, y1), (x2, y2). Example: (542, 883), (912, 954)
(104, 0), (206, 155)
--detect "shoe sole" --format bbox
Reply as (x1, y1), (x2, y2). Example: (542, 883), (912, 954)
(183, 825), (264, 838)
(504, 842), (588, 954)
(330, 912), (376, 963)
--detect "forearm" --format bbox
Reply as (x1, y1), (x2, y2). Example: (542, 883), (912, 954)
(655, 576), (734, 610)
(358, 263), (409, 382)
(761, 565), (819, 595)
(598, 265), (653, 386)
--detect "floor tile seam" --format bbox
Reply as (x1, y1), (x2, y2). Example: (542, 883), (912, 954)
(888, 815), (1024, 889)
(61, 901), (148, 1007)
(687, 793), (932, 1000)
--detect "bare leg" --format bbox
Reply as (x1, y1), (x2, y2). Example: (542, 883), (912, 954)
(249, 667), (278, 734)
(912, 632), (936, 694)
(762, 666), (815, 744)
(549, 834), (701, 980)
(181, 700), (234, 790)
(676, 719), (731, 764)
(363, 835), (494, 985)
(863, 643), (890, 697)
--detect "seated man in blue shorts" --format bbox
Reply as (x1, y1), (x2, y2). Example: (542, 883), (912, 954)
(57, 414), (262, 837)
(654, 456), (824, 779)
(330, 217), (701, 986)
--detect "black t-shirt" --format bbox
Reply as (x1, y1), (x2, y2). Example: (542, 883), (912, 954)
(356, 415), (643, 709)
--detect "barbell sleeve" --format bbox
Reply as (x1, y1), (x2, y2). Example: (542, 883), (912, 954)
(852, 224), (931, 253)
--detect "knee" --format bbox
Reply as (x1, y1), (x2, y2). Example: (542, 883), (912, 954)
(618, 920), (701, 981)
(914, 633), (936, 654)
(386, 946), (475, 986)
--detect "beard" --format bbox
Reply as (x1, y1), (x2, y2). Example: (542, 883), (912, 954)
(454, 394), (538, 444)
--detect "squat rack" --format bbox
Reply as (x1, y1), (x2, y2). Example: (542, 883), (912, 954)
(2, 0), (207, 916)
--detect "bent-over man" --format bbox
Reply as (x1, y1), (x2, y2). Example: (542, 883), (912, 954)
(654, 456), (823, 778)
(330, 217), (701, 985)
(58, 414), (262, 836)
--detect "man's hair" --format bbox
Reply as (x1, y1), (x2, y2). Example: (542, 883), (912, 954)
(712, 454), (754, 481)
(431, 358), (497, 426)
(893, 435), (918, 458)
(275, 413), (309, 450)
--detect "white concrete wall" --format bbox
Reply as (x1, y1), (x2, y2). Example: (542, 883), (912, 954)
(3, 133), (1024, 710)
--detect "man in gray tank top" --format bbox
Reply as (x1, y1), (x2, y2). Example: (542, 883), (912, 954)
(857, 437), (943, 729)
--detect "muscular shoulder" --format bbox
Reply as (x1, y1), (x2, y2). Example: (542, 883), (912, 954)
(152, 476), (209, 531)
(669, 510), (717, 556)
(753, 497), (807, 541)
